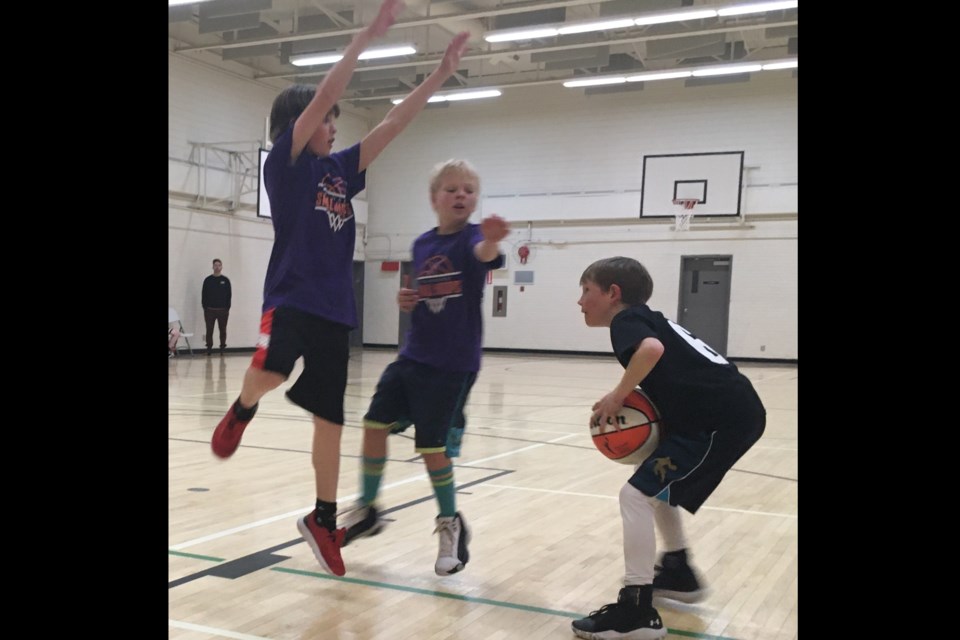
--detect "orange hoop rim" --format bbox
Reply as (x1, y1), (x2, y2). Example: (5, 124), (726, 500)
(672, 199), (699, 210)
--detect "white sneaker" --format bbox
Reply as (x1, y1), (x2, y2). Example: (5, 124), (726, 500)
(434, 512), (470, 575)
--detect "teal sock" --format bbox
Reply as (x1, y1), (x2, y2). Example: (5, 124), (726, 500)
(429, 464), (456, 517)
(361, 455), (387, 505)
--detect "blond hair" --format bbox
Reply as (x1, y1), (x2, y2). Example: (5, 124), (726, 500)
(428, 159), (480, 195)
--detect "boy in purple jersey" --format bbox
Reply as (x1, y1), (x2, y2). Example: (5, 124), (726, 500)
(571, 256), (766, 640)
(339, 159), (509, 575)
(209, 0), (471, 578)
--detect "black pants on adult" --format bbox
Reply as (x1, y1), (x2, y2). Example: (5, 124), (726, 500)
(204, 307), (229, 350)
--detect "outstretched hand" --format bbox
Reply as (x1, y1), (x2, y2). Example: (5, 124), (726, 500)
(438, 31), (470, 76)
(367, 0), (405, 40)
(480, 214), (511, 242)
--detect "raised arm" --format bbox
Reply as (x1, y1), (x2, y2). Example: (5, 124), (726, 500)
(290, 0), (404, 161)
(358, 31), (471, 171)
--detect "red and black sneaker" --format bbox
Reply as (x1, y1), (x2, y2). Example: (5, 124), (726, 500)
(297, 510), (346, 576)
(211, 400), (258, 459)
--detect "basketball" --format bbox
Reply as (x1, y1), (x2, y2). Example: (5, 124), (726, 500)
(590, 388), (661, 465)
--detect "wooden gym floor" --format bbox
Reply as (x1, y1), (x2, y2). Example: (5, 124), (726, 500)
(169, 349), (797, 640)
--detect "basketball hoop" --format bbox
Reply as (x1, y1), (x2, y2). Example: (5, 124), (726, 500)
(672, 199), (699, 231)
(424, 298), (447, 314)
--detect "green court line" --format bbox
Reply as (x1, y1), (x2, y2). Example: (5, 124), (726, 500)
(168, 551), (738, 639)
(168, 550), (225, 562)
(272, 566), (739, 640)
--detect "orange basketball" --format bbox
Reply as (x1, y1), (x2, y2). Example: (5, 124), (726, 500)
(590, 388), (662, 465)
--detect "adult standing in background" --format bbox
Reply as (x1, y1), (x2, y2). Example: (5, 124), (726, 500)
(202, 258), (232, 355)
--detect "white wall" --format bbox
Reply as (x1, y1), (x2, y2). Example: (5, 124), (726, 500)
(361, 73), (797, 359)
(169, 53), (797, 359)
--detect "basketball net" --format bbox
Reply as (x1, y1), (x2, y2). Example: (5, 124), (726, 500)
(424, 298), (447, 314)
(672, 199), (698, 231)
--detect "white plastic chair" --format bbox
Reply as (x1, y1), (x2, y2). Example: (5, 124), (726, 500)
(168, 307), (195, 356)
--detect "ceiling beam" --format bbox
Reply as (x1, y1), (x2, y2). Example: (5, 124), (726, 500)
(256, 19), (797, 81)
(176, 0), (623, 52)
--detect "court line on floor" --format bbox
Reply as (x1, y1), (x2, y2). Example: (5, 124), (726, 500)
(172, 433), (579, 551)
(170, 471), (433, 551)
(169, 556), (737, 640)
(479, 483), (797, 519)
(273, 566), (740, 640)
(169, 619), (271, 640)
(460, 433), (580, 466)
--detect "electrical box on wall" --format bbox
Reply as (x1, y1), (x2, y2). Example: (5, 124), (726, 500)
(514, 271), (534, 285)
(492, 286), (507, 317)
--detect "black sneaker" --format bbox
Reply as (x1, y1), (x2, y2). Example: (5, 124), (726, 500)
(341, 501), (385, 547)
(653, 549), (708, 603)
(572, 586), (666, 640)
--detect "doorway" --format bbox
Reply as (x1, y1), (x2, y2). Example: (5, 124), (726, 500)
(398, 261), (414, 349)
(677, 255), (732, 356)
(350, 261), (364, 349)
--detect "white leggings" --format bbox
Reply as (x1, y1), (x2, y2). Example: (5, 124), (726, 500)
(619, 482), (689, 585)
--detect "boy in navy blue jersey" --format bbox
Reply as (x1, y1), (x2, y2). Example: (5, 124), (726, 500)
(571, 256), (766, 640)
(340, 159), (509, 575)
(209, 0), (471, 578)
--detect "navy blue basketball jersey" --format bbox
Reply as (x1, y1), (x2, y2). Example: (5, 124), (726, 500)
(610, 305), (762, 434)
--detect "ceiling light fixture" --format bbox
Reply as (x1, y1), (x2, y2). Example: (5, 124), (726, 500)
(691, 63), (763, 76)
(563, 77), (627, 88)
(168, 0), (215, 6)
(482, 2), (798, 43)
(626, 71), (694, 83)
(717, 1), (798, 17)
(359, 46), (418, 60)
(391, 89), (502, 105)
(761, 60), (798, 70)
(290, 53), (343, 67)
(562, 58), (796, 89)
(290, 45), (416, 67)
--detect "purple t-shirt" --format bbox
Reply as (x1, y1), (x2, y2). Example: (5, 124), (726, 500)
(261, 126), (366, 327)
(400, 223), (504, 372)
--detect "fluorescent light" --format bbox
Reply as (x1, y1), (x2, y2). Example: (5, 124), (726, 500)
(626, 71), (693, 82)
(359, 46), (416, 60)
(563, 77), (626, 88)
(290, 45), (416, 67)
(762, 59), (798, 70)
(635, 10), (718, 26)
(442, 89), (502, 101)
(482, 2), (796, 44)
(392, 89), (502, 105)
(692, 63), (763, 76)
(169, 0), (214, 6)
(484, 28), (559, 43)
(565, 59), (796, 89)
(291, 53), (343, 67)
(718, 1), (798, 17)
(557, 18), (636, 35)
